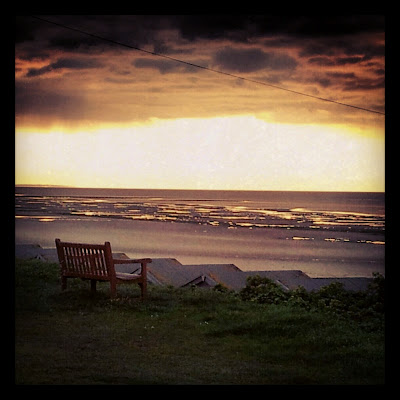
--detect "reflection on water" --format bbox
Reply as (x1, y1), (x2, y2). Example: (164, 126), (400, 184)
(15, 195), (384, 232)
(15, 188), (385, 248)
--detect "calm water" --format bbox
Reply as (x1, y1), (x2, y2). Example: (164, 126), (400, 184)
(15, 187), (384, 232)
(15, 187), (385, 277)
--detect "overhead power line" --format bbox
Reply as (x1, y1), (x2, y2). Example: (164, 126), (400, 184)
(30, 15), (385, 116)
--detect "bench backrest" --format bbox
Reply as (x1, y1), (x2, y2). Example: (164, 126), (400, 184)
(55, 239), (116, 281)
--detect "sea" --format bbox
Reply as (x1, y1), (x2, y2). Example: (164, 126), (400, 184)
(15, 187), (385, 278)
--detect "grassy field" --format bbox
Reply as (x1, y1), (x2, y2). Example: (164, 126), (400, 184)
(15, 258), (385, 385)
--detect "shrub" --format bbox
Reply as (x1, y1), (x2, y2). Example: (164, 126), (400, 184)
(239, 276), (289, 305)
(239, 273), (385, 332)
(212, 283), (231, 293)
(287, 286), (314, 310)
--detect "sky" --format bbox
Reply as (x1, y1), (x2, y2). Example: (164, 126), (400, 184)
(15, 15), (385, 192)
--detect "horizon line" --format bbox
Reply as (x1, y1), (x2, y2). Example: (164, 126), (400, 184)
(15, 184), (385, 194)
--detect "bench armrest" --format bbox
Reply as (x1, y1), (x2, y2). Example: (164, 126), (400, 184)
(112, 258), (151, 276)
(112, 258), (152, 264)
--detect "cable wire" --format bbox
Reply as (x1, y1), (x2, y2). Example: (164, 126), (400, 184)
(30, 15), (385, 116)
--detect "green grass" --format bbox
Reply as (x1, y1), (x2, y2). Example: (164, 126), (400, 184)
(15, 258), (385, 385)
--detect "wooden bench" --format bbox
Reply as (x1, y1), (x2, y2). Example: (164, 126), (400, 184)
(55, 238), (151, 298)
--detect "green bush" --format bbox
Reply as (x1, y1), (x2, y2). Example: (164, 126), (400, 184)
(239, 273), (385, 332)
(240, 276), (289, 304)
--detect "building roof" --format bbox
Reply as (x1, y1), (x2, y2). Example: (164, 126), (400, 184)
(16, 244), (374, 292)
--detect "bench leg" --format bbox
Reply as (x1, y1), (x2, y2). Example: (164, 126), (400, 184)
(91, 280), (97, 293)
(139, 281), (147, 299)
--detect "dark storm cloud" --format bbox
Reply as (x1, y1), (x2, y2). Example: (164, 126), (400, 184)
(133, 58), (201, 74)
(278, 15), (384, 37)
(48, 34), (105, 52)
(307, 57), (336, 66)
(16, 15), (385, 80)
(173, 15), (384, 41)
(171, 15), (250, 41)
(308, 55), (374, 67)
(15, 15), (385, 127)
(327, 72), (357, 80)
(213, 47), (297, 73)
(26, 57), (102, 77)
(51, 57), (101, 69)
(25, 66), (52, 77)
(17, 15), (174, 52)
(304, 71), (385, 92)
(336, 56), (370, 65)
(342, 77), (385, 91)
(17, 15), (384, 50)
(300, 36), (385, 59)
(15, 81), (86, 119)
(17, 50), (51, 62)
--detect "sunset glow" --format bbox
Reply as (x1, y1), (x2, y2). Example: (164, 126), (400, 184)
(15, 15), (385, 192)
(15, 116), (384, 191)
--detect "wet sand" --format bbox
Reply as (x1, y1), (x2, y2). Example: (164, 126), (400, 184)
(15, 217), (384, 278)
